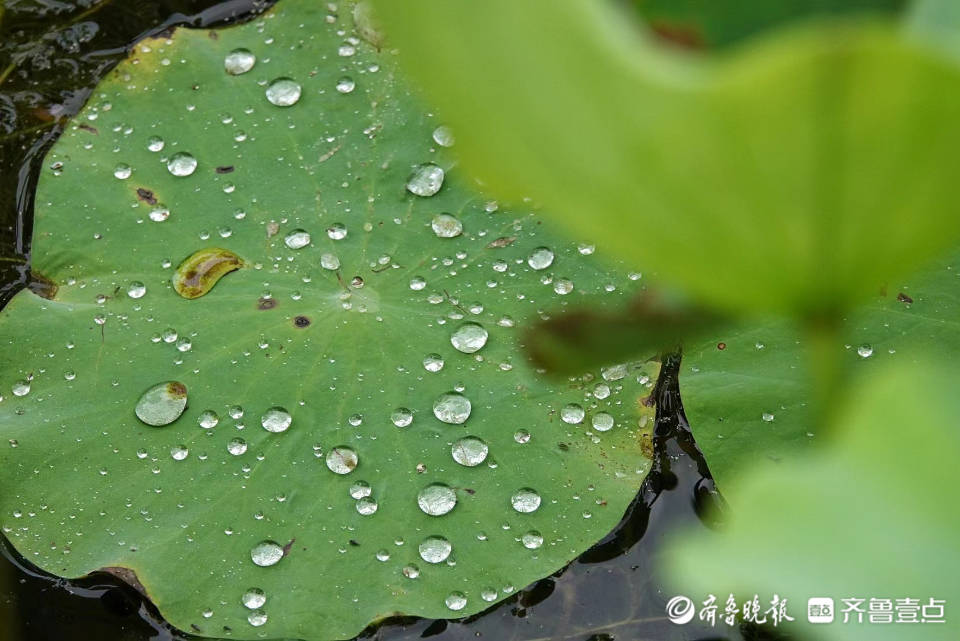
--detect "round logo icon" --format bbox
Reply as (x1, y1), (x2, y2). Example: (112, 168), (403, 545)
(666, 595), (696, 624)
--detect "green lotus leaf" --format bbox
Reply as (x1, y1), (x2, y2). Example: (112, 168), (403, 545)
(0, 2), (658, 638)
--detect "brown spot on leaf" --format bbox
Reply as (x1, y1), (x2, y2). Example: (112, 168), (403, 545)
(486, 236), (516, 249)
(258, 297), (277, 310)
(101, 566), (146, 597)
(717, 342), (726, 350)
(282, 538), (296, 556)
(135, 187), (157, 205)
(27, 271), (59, 300)
(897, 292), (913, 304)
(77, 123), (98, 135)
(215, 165), (234, 174)
(294, 315), (311, 328)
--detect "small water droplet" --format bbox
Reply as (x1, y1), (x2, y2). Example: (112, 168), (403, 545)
(560, 403), (585, 425)
(553, 278), (574, 295)
(451, 436), (488, 467)
(326, 222), (347, 240)
(406, 163), (444, 197)
(417, 483), (457, 516)
(513, 429), (531, 444)
(247, 610), (268, 627)
(857, 344), (873, 358)
(527, 247), (554, 270)
(335, 76), (356, 93)
(593, 383), (610, 399)
(266, 78), (302, 106)
(113, 163), (132, 180)
(326, 446), (358, 474)
(450, 322), (488, 353)
(511, 488), (541, 513)
(135, 381), (187, 427)
(224, 48), (256, 75)
(481, 587), (498, 602)
(402, 564), (420, 579)
(391, 407), (413, 428)
(12, 380), (30, 397)
(242, 587), (266, 609)
(147, 136), (164, 152)
(432, 125), (455, 147)
(321, 253), (340, 270)
(591, 412), (614, 432)
(284, 229), (311, 250)
(433, 392), (471, 424)
(431, 213), (463, 238)
(423, 353), (444, 372)
(418, 536), (452, 564)
(521, 530), (543, 549)
(227, 438), (247, 456)
(198, 410), (219, 429)
(349, 480), (371, 499)
(261, 407), (292, 433)
(356, 497), (378, 515)
(166, 152), (197, 177)
(170, 444), (189, 461)
(250, 540), (284, 567)
(445, 591), (467, 611)
(126, 281), (146, 299)
(761, 412), (775, 423)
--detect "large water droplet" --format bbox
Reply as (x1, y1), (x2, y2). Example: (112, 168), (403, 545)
(284, 229), (311, 249)
(12, 380), (30, 397)
(560, 403), (585, 424)
(445, 592), (467, 611)
(135, 381), (187, 427)
(242, 587), (266, 609)
(326, 446), (358, 474)
(451, 436), (488, 467)
(450, 322), (488, 353)
(250, 540), (284, 567)
(433, 392), (471, 424)
(166, 152), (197, 177)
(224, 48), (256, 75)
(266, 78), (302, 106)
(261, 407), (292, 433)
(417, 483), (457, 516)
(418, 536), (452, 564)
(432, 125), (455, 147)
(431, 213), (462, 238)
(511, 488), (541, 513)
(527, 247), (554, 270)
(591, 412), (614, 432)
(406, 163), (444, 197)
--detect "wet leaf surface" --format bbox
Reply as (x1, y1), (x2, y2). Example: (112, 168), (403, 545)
(0, 1), (662, 638)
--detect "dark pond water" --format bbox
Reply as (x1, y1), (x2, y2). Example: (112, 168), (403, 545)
(0, 2), (790, 640)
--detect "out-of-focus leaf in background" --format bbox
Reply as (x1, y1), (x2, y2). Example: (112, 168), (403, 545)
(662, 358), (960, 641)
(373, 0), (960, 318)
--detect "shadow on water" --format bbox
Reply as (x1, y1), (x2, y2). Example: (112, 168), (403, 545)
(0, 2), (793, 640)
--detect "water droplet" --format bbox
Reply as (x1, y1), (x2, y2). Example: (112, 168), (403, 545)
(761, 412), (775, 423)
(402, 564), (420, 579)
(147, 136), (164, 152)
(113, 163), (131, 180)
(320, 253), (340, 270)
(431, 213), (463, 238)
(170, 445), (189, 461)
(224, 48), (256, 75)
(432, 125), (455, 147)
(560, 404), (585, 425)
(376, 549), (390, 562)
(417, 483), (457, 516)
(198, 410), (219, 429)
(527, 247), (554, 270)
(433, 392), (471, 424)
(450, 322), (488, 353)
(266, 78), (302, 106)
(135, 381), (187, 427)
(445, 592), (467, 611)
(481, 587), (498, 602)
(172, 247), (243, 299)
(391, 407), (413, 428)
(521, 530), (543, 549)
(149, 207), (170, 222)
(250, 540), (284, 567)
(356, 497), (378, 515)
(423, 353), (444, 372)
(284, 229), (311, 250)
(511, 488), (541, 513)
(451, 436), (488, 467)
(126, 281), (146, 299)
(406, 163), (444, 197)
(242, 587), (266, 609)
(228, 438), (248, 456)
(247, 610), (268, 627)
(409, 276), (426, 291)
(857, 344), (873, 358)
(326, 446), (358, 474)
(513, 429), (531, 444)
(591, 412), (614, 432)
(261, 407), (292, 433)
(12, 380), (30, 397)
(335, 76), (355, 93)
(601, 364), (628, 381)
(553, 278), (574, 295)
(349, 480), (371, 499)
(228, 405), (244, 419)
(166, 152), (197, 177)
(593, 383), (611, 399)
(418, 536), (452, 564)
(326, 222), (347, 240)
